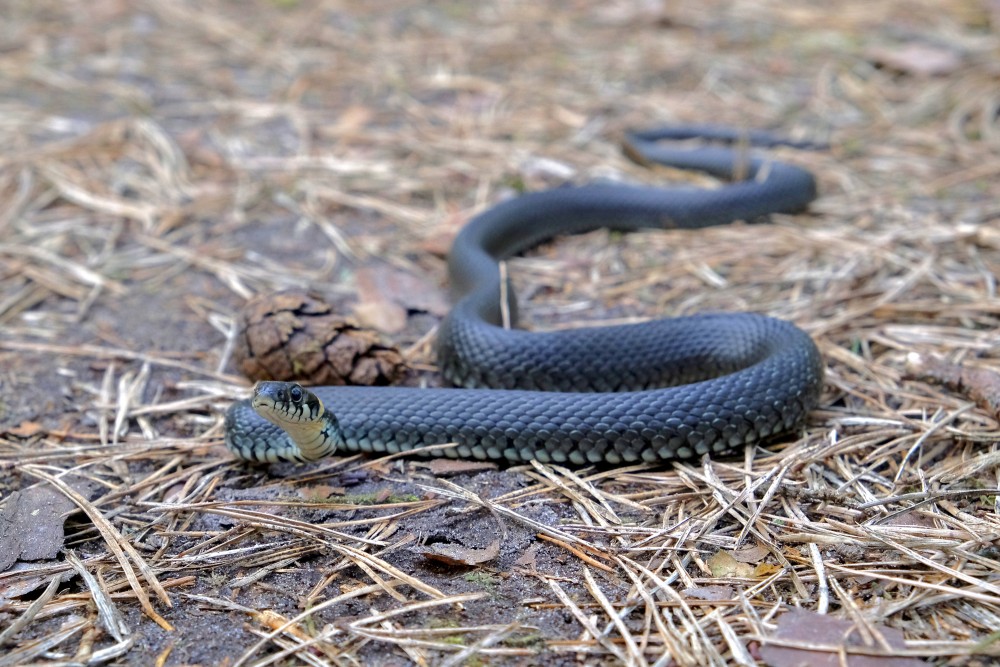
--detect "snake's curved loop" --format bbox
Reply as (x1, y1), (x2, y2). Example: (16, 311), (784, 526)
(225, 126), (825, 465)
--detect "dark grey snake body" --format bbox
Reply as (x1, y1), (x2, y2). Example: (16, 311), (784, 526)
(225, 126), (825, 465)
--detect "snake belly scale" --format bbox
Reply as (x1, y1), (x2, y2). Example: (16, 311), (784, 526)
(225, 126), (825, 465)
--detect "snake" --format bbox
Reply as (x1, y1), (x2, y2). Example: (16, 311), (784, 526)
(224, 126), (825, 466)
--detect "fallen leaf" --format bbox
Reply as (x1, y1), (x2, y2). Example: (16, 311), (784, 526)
(353, 299), (407, 334)
(419, 208), (467, 258)
(867, 44), (963, 77)
(682, 585), (735, 601)
(354, 263), (448, 333)
(417, 459), (499, 476)
(753, 563), (783, 577)
(905, 352), (1000, 421)
(519, 155), (576, 183)
(513, 543), (541, 570)
(882, 511), (937, 528)
(760, 608), (926, 667)
(0, 562), (76, 601)
(6, 421), (45, 438)
(594, 0), (667, 26)
(298, 485), (346, 501)
(732, 543), (770, 563)
(418, 539), (500, 567)
(325, 105), (373, 139)
(707, 550), (755, 578)
(0, 486), (76, 572)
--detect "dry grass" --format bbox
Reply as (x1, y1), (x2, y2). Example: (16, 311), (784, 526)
(1, 0), (999, 665)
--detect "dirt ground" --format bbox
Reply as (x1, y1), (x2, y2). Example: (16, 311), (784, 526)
(1, 1), (999, 665)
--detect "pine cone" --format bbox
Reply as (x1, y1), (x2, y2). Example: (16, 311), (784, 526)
(232, 290), (408, 386)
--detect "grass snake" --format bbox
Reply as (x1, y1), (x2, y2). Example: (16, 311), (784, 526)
(225, 126), (825, 465)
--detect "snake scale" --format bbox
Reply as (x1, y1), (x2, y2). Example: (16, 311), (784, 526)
(224, 126), (825, 465)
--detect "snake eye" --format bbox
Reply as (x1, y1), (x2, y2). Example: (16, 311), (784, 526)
(289, 384), (303, 402)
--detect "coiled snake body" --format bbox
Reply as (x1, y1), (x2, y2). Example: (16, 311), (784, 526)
(225, 126), (825, 465)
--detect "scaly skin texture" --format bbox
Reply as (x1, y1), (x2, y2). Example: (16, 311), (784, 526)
(224, 126), (825, 465)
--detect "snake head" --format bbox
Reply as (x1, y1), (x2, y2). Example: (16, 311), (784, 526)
(251, 381), (324, 427)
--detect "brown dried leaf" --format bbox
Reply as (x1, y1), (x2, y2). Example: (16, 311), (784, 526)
(707, 550), (755, 578)
(732, 543), (770, 563)
(753, 563), (783, 577)
(418, 539), (500, 567)
(513, 543), (541, 570)
(298, 485), (346, 501)
(352, 300), (407, 334)
(761, 609), (925, 667)
(324, 105), (374, 139)
(905, 352), (1000, 421)
(5, 421), (45, 438)
(354, 262), (448, 333)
